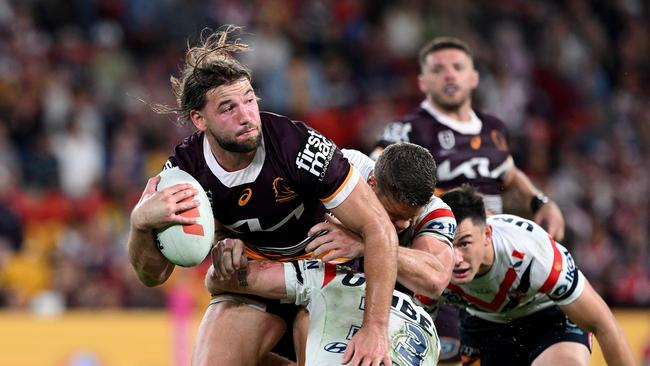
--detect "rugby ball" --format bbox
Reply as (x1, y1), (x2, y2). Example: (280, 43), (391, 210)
(154, 168), (215, 267)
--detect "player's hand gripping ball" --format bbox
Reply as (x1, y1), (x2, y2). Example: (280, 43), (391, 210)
(155, 168), (215, 267)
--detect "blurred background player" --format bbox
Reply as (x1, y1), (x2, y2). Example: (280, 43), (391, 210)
(373, 36), (567, 364)
(374, 36), (564, 239)
(206, 259), (441, 366)
(127, 26), (398, 366)
(437, 185), (634, 366)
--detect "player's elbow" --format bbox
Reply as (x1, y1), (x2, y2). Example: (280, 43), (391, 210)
(133, 263), (173, 287)
(424, 265), (453, 298)
(374, 222), (399, 251)
(138, 273), (166, 287)
(427, 275), (450, 298)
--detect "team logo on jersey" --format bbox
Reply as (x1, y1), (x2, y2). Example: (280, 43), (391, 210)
(296, 129), (335, 181)
(470, 136), (482, 150)
(491, 130), (508, 150)
(437, 130), (455, 150)
(393, 323), (430, 365)
(238, 188), (252, 206)
(272, 177), (297, 203)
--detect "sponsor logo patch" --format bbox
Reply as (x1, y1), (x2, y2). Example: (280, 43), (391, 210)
(324, 342), (347, 354)
(296, 129), (335, 181)
(238, 188), (252, 206)
(381, 121), (412, 143)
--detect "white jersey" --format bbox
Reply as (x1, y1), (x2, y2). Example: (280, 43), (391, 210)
(398, 196), (455, 250)
(342, 148), (375, 182)
(342, 149), (456, 250)
(285, 259), (440, 366)
(439, 214), (586, 323)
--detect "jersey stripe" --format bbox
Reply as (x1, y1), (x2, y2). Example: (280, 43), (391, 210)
(448, 267), (517, 312)
(244, 246), (352, 265)
(322, 262), (337, 288)
(414, 208), (454, 234)
(321, 165), (354, 203)
(538, 235), (563, 294)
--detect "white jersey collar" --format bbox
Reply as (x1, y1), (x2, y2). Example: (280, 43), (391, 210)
(420, 100), (482, 135)
(203, 132), (265, 187)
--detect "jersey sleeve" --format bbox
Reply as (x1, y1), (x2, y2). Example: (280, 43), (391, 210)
(342, 149), (375, 181)
(161, 132), (204, 173)
(284, 120), (361, 210)
(412, 198), (457, 247)
(283, 259), (326, 307)
(542, 242), (586, 305)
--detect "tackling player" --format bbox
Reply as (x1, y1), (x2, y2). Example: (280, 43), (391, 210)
(436, 185), (635, 366)
(207, 259), (441, 366)
(127, 26), (398, 366)
(207, 142), (456, 365)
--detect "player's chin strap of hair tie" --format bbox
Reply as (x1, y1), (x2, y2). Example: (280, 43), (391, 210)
(530, 193), (550, 214)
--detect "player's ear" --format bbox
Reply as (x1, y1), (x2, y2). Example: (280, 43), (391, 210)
(484, 223), (492, 245)
(367, 174), (377, 189)
(470, 69), (480, 89)
(417, 73), (427, 94)
(190, 109), (207, 131)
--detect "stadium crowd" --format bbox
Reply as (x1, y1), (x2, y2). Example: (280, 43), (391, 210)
(0, 0), (648, 317)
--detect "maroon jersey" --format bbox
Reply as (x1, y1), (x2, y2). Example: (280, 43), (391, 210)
(377, 101), (513, 213)
(165, 112), (360, 260)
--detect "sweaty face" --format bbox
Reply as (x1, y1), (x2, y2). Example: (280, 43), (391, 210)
(451, 218), (492, 285)
(197, 78), (262, 153)
(376, 193), (423, 235)
(418, 49), (478, 113)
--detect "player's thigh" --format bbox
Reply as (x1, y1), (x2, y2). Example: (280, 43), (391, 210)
(192, 298), (286, 366)
(532, 341), (590, 366)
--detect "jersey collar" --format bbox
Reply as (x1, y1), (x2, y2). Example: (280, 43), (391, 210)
(420, 100), (482, 135)
(203, 132), (266, 187)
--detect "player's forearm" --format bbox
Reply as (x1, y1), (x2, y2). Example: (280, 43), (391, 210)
(596, 328), (636, 366)
(503, 166), (542, 203)
(586, 314), (636, 366)
(596, 335), (636, 366)
(127, 226), (174, 287)
(206, 261), (287, 300)
(397, 247), (450, 298)
(360, 224), (398, 327)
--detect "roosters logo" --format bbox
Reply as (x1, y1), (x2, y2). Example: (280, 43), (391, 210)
(273, 177), (297, 203)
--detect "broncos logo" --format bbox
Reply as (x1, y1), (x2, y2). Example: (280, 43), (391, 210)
(273, 177), (297, 203)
